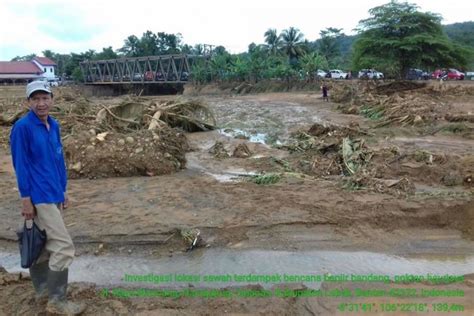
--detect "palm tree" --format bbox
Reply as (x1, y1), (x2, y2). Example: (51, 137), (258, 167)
(264, 28), (282, 55)
(317, 27), (343, 65)
(193, 44), (205, 56)
(280, 27), (305, 63)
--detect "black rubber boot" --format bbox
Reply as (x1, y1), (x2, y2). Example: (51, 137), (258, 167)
(29, 260), (49, 304)
(46, 269), (86, 315)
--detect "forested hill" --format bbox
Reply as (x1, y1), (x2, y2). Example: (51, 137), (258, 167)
(443, 21), (474, 47)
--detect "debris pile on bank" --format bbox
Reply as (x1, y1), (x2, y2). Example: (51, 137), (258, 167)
(278, 122), (472, 194)
(331, 81), (474, 127)
(1, 90), (216, 178)
(64, 129), (188, 179)
(61, 95), (216, 178)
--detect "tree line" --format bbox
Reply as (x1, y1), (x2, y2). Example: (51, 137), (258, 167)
(11, 1), (474, 82)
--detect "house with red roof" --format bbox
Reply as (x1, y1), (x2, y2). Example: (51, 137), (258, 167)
(32, 57), (57, 80)
(0, 57), (57, 84)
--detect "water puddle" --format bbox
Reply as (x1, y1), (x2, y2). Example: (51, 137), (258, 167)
(204, 171), (257, 183)
(2, 249), (472, 289)
(185, 156), (258, 183)
(219, 128), (282, 145)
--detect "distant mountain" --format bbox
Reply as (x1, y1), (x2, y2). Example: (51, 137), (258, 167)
(443, 21), (474, 47)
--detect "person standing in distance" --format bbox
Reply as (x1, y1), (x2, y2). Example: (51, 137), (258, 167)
(10, 81), (85, 315)
(321, 83), (329, 102)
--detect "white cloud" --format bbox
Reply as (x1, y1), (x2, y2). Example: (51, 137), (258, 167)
(0, 0), (473, 60)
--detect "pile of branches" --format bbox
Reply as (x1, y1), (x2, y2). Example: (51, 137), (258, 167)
(330, 81), (469, 127)
(95, 97), (217, 133)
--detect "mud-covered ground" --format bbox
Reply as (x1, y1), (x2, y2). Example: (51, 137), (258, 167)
(0, 82), (473, 315)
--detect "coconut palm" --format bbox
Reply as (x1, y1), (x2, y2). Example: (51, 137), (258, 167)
(264, 28), (282, 55)
(280, 27), (305, 63)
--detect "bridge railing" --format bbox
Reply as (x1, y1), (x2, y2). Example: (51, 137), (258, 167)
(79, 55), (207, 84)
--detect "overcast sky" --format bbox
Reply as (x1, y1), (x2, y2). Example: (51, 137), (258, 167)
(0, 0), (473, 60)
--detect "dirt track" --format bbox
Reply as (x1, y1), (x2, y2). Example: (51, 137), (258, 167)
(0, 83), (473, 315)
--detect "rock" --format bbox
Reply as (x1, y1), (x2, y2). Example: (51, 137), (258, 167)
(441, 172), (463, 186)
(126, 137), (134, 144)
(71, 162), (82, 172)
(118, 139), (125, 146)
(85, 145), (94, 152)
(164, 152), (172, 158)
(413, 115), (423, 124)
(464, 175), (472, 186)
(135, 147), (144, 154)
(88, 129), (96, 136)
(209, 141), (229, 159)
(233, 143), (252, 158)
(96, 132), (109, 142)
(235, 134), (249, 140)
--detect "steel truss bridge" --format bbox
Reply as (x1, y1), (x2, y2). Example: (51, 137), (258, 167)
(80, 54), (207, 84)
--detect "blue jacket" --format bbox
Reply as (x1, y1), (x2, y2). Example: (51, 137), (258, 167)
(10, 111), (67, 204)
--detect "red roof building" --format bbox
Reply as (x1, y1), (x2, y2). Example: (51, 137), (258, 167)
(33, 57), (57, 66)
(0, 61), (43, 74)
(0, 57), (57, 83)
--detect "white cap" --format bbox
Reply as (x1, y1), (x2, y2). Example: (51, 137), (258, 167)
(26, 81), (52, 99)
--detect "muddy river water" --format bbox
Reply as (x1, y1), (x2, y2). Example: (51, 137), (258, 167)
(1, 249), (473, 289)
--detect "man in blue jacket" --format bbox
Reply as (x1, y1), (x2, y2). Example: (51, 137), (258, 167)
(10, 81), (85, 315)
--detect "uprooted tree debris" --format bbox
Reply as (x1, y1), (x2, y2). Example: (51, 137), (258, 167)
(275, 122), (472, 194)
(1, 90), (217, 178)
(330, 81), (474, 128)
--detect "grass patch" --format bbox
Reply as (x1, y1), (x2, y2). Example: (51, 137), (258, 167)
(249, 173), (281, 185)
(360, 105), (384, 120)
(271, 157), (293, 172)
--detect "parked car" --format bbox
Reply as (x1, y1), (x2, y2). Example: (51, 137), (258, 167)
(167, 73), (177, 81)
(144, 71), (154, 81)
(432, 69), (465, 80)
(132, 73), (144, 81)
(48, 80), (59, 87)
(180, 71), (189, 81)
(315, 69), (327, 79)
(144, 71), (166, 81)
(358, 69), (384, 79)
(38, 78), (60, 86)
(155, 71), (165, 81)
(406, 69), (430, 80)
(466, 71), (474, 80)
(447, 69), (465, 80)
(329, 69), (348, 79)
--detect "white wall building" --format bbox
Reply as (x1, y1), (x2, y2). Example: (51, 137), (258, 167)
(32, 57), (57, 80)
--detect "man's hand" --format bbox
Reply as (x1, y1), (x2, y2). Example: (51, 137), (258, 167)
(60, 192), (69, 211)
(21, 197), (35, 220)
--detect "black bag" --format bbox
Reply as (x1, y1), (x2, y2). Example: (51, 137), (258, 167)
(17, 220), (47, 268)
